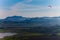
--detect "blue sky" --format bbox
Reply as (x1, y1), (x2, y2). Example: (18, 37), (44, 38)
(1, 0), (60, 7)
(0, 0), (60, 18)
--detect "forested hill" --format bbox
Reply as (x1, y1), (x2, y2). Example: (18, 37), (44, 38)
(0, 16), (60, 27)
(0, 16), (60, 34)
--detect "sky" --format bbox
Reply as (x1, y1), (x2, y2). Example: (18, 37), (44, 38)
(0, 0), (60, 18)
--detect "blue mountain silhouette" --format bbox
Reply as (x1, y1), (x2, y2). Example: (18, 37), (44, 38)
(0, 16), (60, 27)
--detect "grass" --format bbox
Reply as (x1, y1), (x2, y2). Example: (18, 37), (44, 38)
(2, 33), (60, 40)
(0, 29), (5, 33)
(57, 33), (60, 36)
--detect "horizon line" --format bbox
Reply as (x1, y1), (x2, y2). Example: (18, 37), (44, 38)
(1, 15), (60, 19)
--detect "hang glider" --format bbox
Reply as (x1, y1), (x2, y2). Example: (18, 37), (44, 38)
(48, 5), (52, 8)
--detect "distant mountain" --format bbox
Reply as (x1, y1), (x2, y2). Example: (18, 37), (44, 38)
(0, 16), (60, 27)
(4, 16), (27, 22)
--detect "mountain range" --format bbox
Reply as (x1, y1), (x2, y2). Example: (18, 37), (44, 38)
(0, 16), (60, 27)
(0, 16), (60, 34)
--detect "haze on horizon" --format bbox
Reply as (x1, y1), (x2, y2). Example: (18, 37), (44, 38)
(0, 0), (60, 19)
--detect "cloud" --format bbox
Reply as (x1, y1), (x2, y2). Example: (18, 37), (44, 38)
(9, 2), (60, 17)
(0, 0), (60, 18)
(23, 0), (32, 2)
(11, 2), (48, 11)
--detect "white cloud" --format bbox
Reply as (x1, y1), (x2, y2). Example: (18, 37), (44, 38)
(11, 2), (49, 12)
(9, 2), (60, 17)
(23, 0), (32, 2)
(0, 1), (60, 19)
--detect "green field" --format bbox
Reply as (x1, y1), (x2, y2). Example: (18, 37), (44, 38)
(0, 28), (60, 40)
